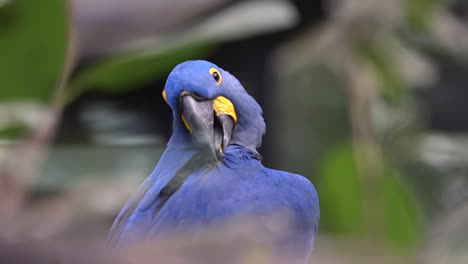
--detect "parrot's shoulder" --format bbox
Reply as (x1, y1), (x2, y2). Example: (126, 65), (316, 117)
(260, 167), (320, 220)
(263, 168), (318, 198)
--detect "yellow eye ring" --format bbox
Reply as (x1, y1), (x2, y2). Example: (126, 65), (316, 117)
(209, 68), (222, 85)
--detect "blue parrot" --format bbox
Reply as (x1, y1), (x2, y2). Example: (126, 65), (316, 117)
(107, 60), (319, 261)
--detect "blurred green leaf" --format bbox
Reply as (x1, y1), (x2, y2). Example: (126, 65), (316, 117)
(356, 43), (407, 104)
(384, 168), (423, 250)
(402, 0), (440, 31)
(68, 41), (216, 101)
(317, 144), (364, 235)
(0, 123), (27, 139)
(0, 0), (69, 103)
(67, 0), (300, 101)
(318, 143), (423, 250)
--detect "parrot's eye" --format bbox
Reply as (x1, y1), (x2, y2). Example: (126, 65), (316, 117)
(212, 72), (220, 82)
(209, 68), (222, 85)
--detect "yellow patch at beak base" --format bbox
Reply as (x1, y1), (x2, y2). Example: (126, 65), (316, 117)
(213, 96), (237, 123)
(181, 114), (192, 134)
(162, 90), (168, 104)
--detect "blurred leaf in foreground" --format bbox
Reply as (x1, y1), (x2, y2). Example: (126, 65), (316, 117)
(0, 0), (69, 103)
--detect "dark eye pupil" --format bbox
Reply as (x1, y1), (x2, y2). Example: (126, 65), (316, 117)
(212, 72), (219, 82)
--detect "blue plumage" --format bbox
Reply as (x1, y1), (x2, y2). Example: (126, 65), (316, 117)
(108, 60), (319, 260)
(108, 145), (198, 246)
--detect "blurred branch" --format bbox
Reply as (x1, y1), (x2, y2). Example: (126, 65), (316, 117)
(0, 0), (74, 235)
(345, 57), (385, 241)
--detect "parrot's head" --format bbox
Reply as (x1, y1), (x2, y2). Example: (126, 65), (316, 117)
(163, 60), (265, 159)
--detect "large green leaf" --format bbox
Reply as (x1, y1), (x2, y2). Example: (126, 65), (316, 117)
(68, 40), (216, 102)
(0, 0), (69, 103)
(317, 143), (423, 250)
(317, 144), (364, 235)
(66, 0), (300, 101)
(384, 168), (423, 250)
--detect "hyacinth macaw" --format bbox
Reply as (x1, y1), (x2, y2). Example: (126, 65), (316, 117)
(107, 60), (319, 261)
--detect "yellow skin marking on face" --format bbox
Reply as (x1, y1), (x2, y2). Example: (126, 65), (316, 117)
(209, 68), (222, 85)
(213, 96), (237, 123)
(182, 97), (236, 134)
(181, 115), (192, 134)
(162, 90), (168, 104)
(163, 89), (192, 133)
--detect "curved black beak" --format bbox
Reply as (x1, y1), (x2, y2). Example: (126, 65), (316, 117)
(180, 93), (234, 160)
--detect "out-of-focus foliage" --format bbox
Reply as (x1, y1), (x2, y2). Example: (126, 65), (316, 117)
(68, 41), (215, 101)
(356, 42), (408, 103)
(0, 0), (68, 103)
(317, 144), (423, 250)
(383, 167), (423, 250)
(270, 0), (457, 255)
(317, 144), (363, 235)
(403, 0), (440, 31)
(68, 0), (297, 100)
(0, 123), (26, 139)
(0, 0), (69, 140)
